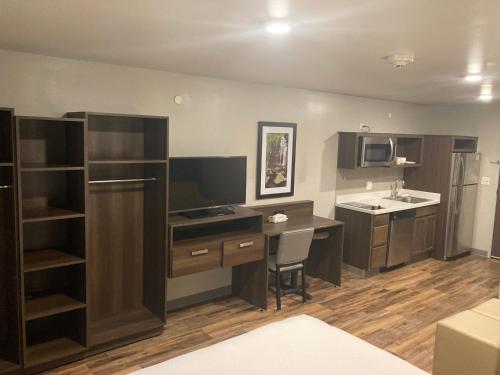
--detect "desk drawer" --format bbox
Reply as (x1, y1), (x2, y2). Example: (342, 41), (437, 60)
(222, 234), (265, 267)
(171, 240), (222, 277)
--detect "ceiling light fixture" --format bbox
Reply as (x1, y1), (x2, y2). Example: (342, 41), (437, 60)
(265, 22), (291, 34)
(383, 54), (415, 69)
(478, 94), (493, 102)
(464, 74), (483, 82)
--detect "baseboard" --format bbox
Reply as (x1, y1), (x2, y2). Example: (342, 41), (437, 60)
(342, 263), (379, 278)
(167, 286), (233, 311)
(471, 248), (489, 258)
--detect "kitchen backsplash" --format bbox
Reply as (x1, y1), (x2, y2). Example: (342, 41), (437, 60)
(335, 167), (404, 195)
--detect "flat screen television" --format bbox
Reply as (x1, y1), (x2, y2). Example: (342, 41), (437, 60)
(169, 156), (247, 214)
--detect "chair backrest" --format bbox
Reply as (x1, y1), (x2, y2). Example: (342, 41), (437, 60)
(276, 227), (315, 266)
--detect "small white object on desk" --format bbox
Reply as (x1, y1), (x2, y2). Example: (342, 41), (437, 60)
(268, 213), (288, 223)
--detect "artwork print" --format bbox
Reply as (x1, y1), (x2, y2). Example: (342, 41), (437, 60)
(256, 122), (296, 199)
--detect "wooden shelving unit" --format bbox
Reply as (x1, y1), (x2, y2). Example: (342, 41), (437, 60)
(66, 111), (168, 350)
(1, 110), (169, 373)
(0, 108), (22, 374)
(16, 115), (88, 369)
(25, 337), (85, 368)
(22, 207), (85, 223)
(24, 249), (85, 272)
(25, 294), (86, 321)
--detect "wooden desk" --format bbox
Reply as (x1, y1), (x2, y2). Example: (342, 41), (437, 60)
(251, 201), (344, 288)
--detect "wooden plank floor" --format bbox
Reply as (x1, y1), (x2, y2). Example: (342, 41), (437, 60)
(46, 255), (500, 374)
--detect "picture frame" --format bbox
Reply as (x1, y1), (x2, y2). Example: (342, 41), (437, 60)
(256, 121), (297, 199)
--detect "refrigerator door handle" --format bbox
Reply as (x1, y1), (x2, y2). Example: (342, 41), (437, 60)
(459, 156), (465, 210)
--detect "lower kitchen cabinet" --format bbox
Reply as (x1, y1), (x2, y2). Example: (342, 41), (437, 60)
(336, 204), (438, 276)
(413, 207), (437, 256)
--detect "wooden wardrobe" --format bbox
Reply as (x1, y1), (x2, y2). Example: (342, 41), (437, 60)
(0, 108), (21, 374)
(66, 112), (168, 351)
(3, 110), (168, 374)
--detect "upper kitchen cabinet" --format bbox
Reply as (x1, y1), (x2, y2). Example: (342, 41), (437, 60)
(337, 132), (424, 169)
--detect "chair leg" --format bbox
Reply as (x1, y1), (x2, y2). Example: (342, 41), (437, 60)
(276, 267), (281, 311)
(301, 266), (306, 303)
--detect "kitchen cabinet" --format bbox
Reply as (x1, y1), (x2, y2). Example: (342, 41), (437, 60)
(412, 206), (437, 256)
(335, 208), (389, 272)
(335, 204), (439, 276)
(337, 132), (424, 169)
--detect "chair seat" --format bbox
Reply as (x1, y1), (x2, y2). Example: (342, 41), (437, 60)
(268, 255), (303, 272)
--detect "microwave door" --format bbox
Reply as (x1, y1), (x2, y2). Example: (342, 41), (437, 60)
(361, 137), (394, 167)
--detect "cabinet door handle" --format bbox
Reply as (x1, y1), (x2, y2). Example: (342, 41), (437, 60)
(239, 241), (254, 248)
(191, 249), (209, 256)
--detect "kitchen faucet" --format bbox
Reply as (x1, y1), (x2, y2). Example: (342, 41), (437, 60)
(391, 178), (405, 199)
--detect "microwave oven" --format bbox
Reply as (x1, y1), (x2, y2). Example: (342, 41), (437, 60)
(359, 136), (396, 167)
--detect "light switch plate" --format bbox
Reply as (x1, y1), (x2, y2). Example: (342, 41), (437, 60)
(481, 176), (491, 185)
(366, 181), (373, 190)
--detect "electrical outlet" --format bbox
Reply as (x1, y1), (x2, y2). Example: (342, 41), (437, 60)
(481, 176), (491, 185)
(366, 181), (373, 190)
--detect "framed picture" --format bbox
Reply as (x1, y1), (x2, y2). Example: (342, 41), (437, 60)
(256, 122), (297, 199)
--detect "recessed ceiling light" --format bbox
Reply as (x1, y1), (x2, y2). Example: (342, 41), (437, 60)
(478, 94), (493, 102)
(265, 22), (291, 34)
(464, 74), (483, 82)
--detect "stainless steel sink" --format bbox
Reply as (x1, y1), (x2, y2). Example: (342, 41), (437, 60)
(383, 196), (431, 204)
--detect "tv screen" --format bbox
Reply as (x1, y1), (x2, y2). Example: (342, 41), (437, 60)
(169, 156), (247, 213)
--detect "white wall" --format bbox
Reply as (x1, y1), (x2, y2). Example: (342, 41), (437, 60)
(0, 49), (433, 299)
(427, 104), (500, 255)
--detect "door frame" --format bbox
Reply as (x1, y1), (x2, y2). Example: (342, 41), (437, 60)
(492, 169), (500, 259)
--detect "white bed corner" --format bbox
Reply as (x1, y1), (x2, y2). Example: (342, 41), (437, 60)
(132, 314), (429, 375)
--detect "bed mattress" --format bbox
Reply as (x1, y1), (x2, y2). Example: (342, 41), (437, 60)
(132, 314), (429, 375)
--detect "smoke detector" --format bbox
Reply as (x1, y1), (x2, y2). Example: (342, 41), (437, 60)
(383, 54), (415, 69)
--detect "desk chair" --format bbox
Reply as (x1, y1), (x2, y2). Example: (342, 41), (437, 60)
(268, 227), (314, 310)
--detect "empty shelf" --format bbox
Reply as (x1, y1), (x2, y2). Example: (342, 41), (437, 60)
(24, 250), (85, 273)
(21, 163), (84, 172)
(89, 159), (167, 165)
(0, 162), (13, 167)
(23, 207), (85, 223)
(26, 337), (85, 367)
(25, 294), (86, 321)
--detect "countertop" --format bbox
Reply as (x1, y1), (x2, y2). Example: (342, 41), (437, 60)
(335, 189), (440, 215)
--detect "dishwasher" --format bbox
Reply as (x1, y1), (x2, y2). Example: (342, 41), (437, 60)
(387, 209), (416, 267)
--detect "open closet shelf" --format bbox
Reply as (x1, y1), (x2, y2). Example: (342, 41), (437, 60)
(25, 294), (86, 321)
(0, 162), (13, 167)
(21, 163), (85, 172)
(88, 159), (167, 165)
(24, 250), (85, 273)
(26, 338), (85, 368)
(22, 208), (85, 223)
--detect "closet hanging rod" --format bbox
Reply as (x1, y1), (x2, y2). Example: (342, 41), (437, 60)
(89, 178), (157, 185)
(0, 185), (13, 190)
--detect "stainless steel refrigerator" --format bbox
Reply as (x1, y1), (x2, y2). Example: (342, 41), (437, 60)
(444, 153), (481, 259)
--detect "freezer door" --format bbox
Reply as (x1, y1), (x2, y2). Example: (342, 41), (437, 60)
(456, 184), (478, 251)
(463, 153), (481, 185)
(445, 185), (459, 257)
(446, 184), (477, 258)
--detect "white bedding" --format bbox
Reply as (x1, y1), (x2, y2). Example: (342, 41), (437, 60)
(132, 314), (429, 375)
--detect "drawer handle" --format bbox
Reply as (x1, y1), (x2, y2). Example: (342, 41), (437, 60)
(239, 241), (254, 248)
(191, 249), (209, 256)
